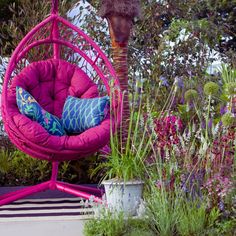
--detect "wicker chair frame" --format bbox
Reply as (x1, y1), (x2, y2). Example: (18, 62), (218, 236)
(0, 0), (121, 206)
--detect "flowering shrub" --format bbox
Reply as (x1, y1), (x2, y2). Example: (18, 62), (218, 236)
(146, 74), (235, 220)
(153, 114), (183, 155)
(180, 170), (205, 198)
(203, 174), (233, 207)
(210, 129), (235, 177)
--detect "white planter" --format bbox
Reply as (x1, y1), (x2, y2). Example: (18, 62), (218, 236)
(102, 179), (144, 216)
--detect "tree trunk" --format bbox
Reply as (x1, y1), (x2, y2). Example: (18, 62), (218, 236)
(98, 0), (141, 141)
(107, 16), (132, 139)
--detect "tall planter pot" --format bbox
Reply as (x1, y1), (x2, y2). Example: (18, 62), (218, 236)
(102, 179), (144, 216)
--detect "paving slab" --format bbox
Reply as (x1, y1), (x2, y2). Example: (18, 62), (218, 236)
(0, 197), (94, 236)
(0, 217), (87, 236)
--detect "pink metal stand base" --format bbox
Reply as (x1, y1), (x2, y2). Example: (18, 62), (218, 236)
(0, 162), (103, 206)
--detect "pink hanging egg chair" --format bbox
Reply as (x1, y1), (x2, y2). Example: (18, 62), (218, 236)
(0, 0), (122, 205)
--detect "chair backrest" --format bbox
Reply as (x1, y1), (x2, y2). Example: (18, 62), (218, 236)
(9, 59), (100, 117)
(2, 0), (122, 123)
(1, 0), (122, 160)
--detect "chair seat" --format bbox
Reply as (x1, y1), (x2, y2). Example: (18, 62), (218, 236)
(7, 59), (110, 161)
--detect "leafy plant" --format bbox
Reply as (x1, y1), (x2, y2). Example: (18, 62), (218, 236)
(0, 149), (100, 186)
(0, 0), (77, 56)
(211, 218), (236, 236)
(145, 179), (220, 236)
(0, 150), (51, 186)
(84, 210), (125, 236)
(0, 149), (12, 174)
(221, 64), (236, 84)
(177, 199), (219, 236)
(92, 91), (152, 182)
(84, 209), (154, 236)
(145, 183), (180, 236)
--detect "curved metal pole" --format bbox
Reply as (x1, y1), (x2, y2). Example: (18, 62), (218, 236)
(51, 0), (59, 15)
(51, 0), (60, 58)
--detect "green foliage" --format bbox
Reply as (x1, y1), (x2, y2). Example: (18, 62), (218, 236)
(221, 64), (236, 84)
(177, 200), (219, 236)
(83, 210), (154, 236)
(0, 149), (12, 174)
(225, 82), (236, 96)
(0, 0), (77, 56)
(84, 210), (125, 236)
(0, 149), (50, 186)
(122, 218), (155, 236)
(92, 92), (151, 182)
(210, 218), (236, 236)
(0, 148), (100, 186)
(145, 184), (180, 236)
(122, 229), (155, 236)
(82, 0), (236, 111)
(145, 181), (221, 236)
(208, 207), (221, 229)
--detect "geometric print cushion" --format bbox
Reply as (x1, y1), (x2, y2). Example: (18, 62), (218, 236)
(61, 95), (110, 134)
(16, 86), (66, 136)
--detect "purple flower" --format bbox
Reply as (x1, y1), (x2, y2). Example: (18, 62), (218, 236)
(180, 170), (205, 198)
(160, 76), (169, 87)
(208, 118), (213, 129)
(174, 76), (184, 89)
(201, 121), (206, 129)
(220, 106), (226, 115)
(187, 70), (192, 77)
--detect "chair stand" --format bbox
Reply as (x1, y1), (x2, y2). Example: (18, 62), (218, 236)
(0, 162), (103, 206)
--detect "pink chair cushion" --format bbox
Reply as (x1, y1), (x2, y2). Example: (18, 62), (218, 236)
(7, 59), (110, 160)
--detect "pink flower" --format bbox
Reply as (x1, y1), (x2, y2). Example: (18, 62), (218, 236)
(203, 173), (233, 202)
(153, 114), (183, 158)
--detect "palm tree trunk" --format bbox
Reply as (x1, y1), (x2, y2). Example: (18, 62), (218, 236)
(107, 16), (131, 139)
(99, 0), (141, 141)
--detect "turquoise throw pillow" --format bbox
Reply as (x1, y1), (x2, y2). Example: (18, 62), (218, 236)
(62, 96), (110, 134)
(16, 86), (66, 136)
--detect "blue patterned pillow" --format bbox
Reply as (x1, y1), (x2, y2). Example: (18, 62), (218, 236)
(16, 86), (66, 136)
(62, 96), (110, 134)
